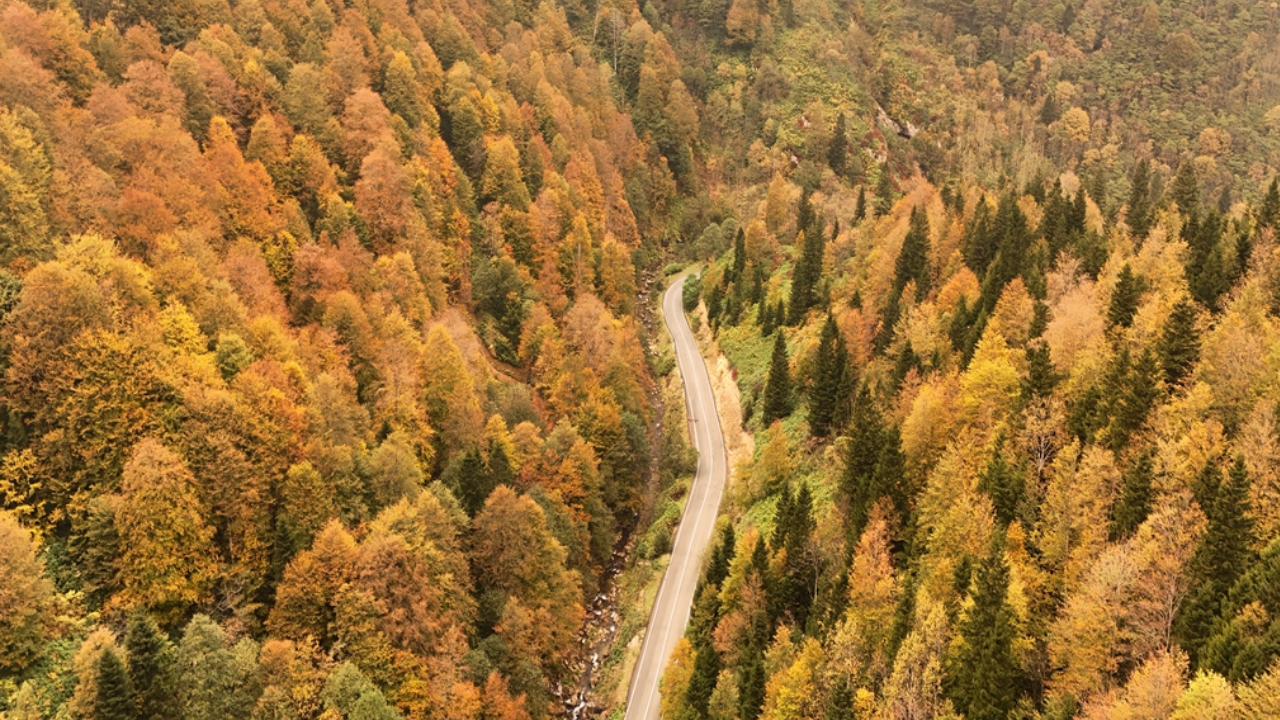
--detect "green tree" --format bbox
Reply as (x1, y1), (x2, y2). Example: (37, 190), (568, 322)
(1110, 451), (1154, 541)
(977, 445), (1023, 527)
(1171, 160), (1200, 216)
(1257, 177), (1280, 231)
(894, 206), (931, 300)
(761, 331), (792, 425)
(1178, 457), (1257, 662)
(875, 167), (893, 216)
(1127, 159), (1153, 239)
(125, 612), (179, 720)
(1107, 263), (1142, 328)
(1158, 299), (1200, 386)
(841, 385), (884, 539)
(854, 187), (866, 222)
(176, 615), (262, 720)
(95, 648), (137, 720)
(686, 642), (721, 718)
(809, 315), (851, 438)
(947, 533), (1019, 720)
(828, 114), (848, 176)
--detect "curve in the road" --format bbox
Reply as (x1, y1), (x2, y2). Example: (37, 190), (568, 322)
(625, 273), (728, 720)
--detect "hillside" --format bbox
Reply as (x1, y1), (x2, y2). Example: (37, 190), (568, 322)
(3, 0), (1280, 718)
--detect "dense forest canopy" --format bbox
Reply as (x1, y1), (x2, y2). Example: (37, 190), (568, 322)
(3, 0), (1280, 718)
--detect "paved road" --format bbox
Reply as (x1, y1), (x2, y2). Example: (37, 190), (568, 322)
(625, 274), (728, 720)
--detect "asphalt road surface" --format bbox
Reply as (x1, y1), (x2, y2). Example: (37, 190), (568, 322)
(625, 274), (728, 720)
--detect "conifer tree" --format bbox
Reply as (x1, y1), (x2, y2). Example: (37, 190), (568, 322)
(809, 315), (850, 439)
(977, 447), (1023, 527)
(1158, 299), (1201, 386)
(893, 206), (931, 300)
(96, 648), (137, 720)
(876, 167), (893, 216)
(125, 613), (179, 720)
(761, 331), (792, 424)
(824, 677), (854, 720)
(738, 645), (766, 720)
(1178, 456), (1257, 661)
(1110, 349), (1160, 453)
(1110, 451), (1154, 540)
(1127, 159), (1153, 240)
(758, 294), (774, 335)
(1107, 263), (1142, 328)
(828, 114), (848, 176)
(788, 220), (825, 324)
(964, 198), (997, 278)
(732, 228), (747, 282)
(842, 385), (884, 539)
(1022, 342), (1059, 400)
(854, 186), (867, 222)
(686, 642), (720, 718)
(1258, 177), (1280, 231)
(947, 533), (1019, 720)
(1172, 160), (1200, 216)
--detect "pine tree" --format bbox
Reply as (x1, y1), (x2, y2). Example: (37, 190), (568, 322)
(876, 167), (894, 216)
(737, 645), (766, 720)
(1159, 299), (1200, 387)
(1178, 456), (1257, 661)
(841, 384), (884, 539)
(828, 114), (848, 176)
(854, 186), (867, 222)
(1107, 263), (1142, 328)
(707, 523), (735, 588)
(758, 295), (774, 335)
(1171, 160), (1200, 217)
(1022, 342), (1059, 400)
(964, 198), (997, 278)
(732, 228), (747, 282)
(126, 613), (179, 720)
(809, 315), (850, 439)
(1110, 349), (1160, 453)
(893, 206), (931, 300)
(947, 533), (1019, 720)
(977, 447), (1023, 527)
(761, 330), (792, 425)
(824, 677), (855, 720)
(96, 648), (137, 720)
(1110, 451), (1154, 540)
(789, 217), (826, 324)
(686, 642), (720, 718)
(1258, 177), (1280, 231)
(1127, 159), (1153, 240)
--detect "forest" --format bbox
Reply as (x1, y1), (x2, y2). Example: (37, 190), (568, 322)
(3, 0), (1280, 718)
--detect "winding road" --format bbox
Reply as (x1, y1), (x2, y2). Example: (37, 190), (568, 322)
(625, 274), (728, 720)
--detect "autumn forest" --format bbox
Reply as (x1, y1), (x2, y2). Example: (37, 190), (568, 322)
(3, 0), (1280, 719)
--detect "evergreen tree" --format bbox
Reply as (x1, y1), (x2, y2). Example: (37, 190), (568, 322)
(96, 648), (137, 720)
(964, 198), (997, 278)
(1171, 160), (1200, 216)
(824, 677), (854, 720)
(1039, 92), (1060, 125)
(977, 446), (1023, 527)
(875, 167), (894, 216)
(1178, 456), (1257, 661)
(1110, 349), (1160, 453)
(761, 330), (792, 425)
(841, 384), (884, 539)
(126, 612), (179, 720)
(1127, 159), (1153, 240)
(1110, 451), (1154, 540)
(1107, 263), (1142, 328)
(809, 315), (851, 439)
(737, 646), (766, 720)
(1202, 539), (1280, 681)
(1258, 177), (1280, 231)
(893, 206), (931, 300)
(828, 114), (848, 176)
(447, 448), (492, 517)
(707, 523), (736, 589)
(789, 215), (826, 324)
(854, 186), (867, 222)
(758, 295), (774, 335)
(1022, 342), (1059, 400)
(732, 228), (747, 282)
(686, 642), (720, 718)
(1159, 299), (1200, 386)
(947, 533), (1019, 720)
